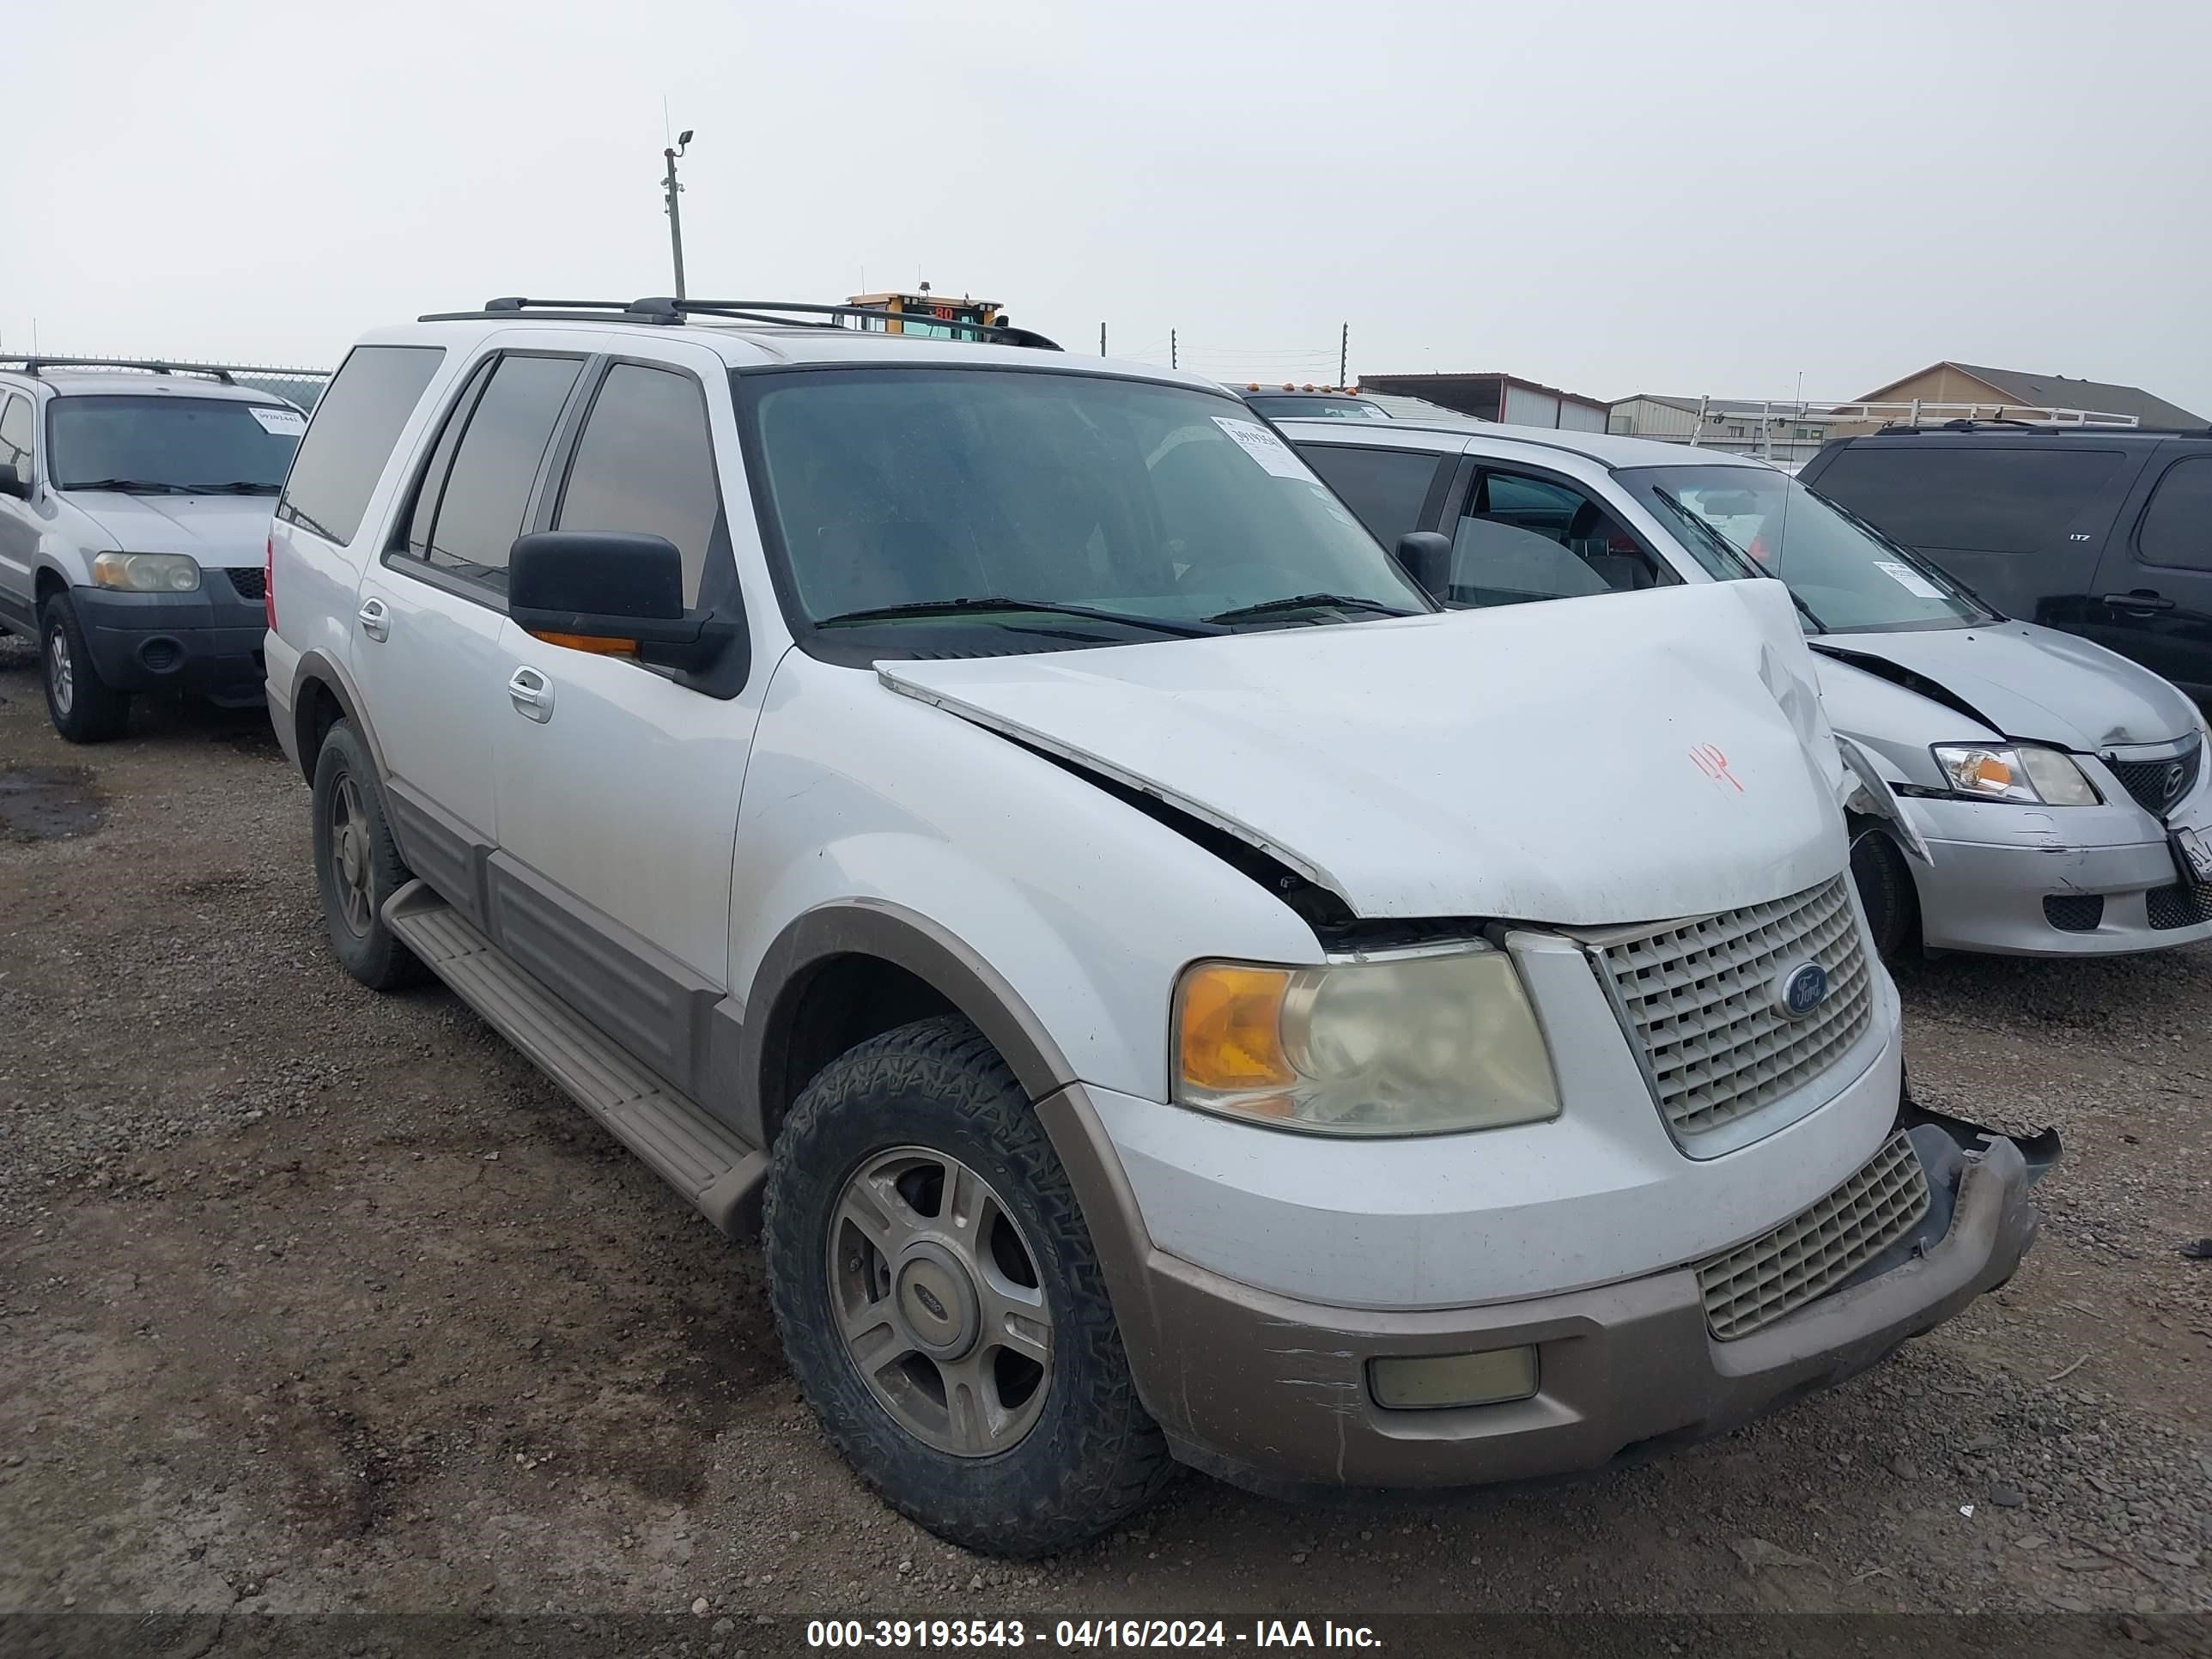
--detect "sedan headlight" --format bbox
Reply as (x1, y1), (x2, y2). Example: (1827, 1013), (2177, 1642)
(92, 551), (201, 592)
(1931, 743), (2099, 806)
(1173, 947), (1560, 1136)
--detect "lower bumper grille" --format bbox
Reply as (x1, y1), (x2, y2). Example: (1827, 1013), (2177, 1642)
(1697, 1133), (1930, 1341)
(2042, 893), (2105, 933)
(226, 567), (267, 601)
(2147, 878), (2212, 932)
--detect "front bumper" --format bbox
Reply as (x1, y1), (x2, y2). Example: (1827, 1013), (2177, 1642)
(71, 581), (266, 704)
(1043, 1087), (2045, 1496)
(1911, 826), (2212, 956)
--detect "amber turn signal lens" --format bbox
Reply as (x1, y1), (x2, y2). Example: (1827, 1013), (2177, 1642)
(1176, 963), (1294, 1093)
(530, 630), (637, 657)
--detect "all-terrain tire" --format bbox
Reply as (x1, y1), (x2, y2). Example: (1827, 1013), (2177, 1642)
(763, 1015), (1176, 1557)
(40, 592), (131, 744)
(311, 720), (427, 991)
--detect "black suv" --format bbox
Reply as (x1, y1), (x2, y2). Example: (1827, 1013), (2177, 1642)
(1800, 425), (2212, 700)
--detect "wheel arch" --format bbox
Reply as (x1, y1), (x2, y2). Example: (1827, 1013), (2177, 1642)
(289, 647), (390, 785)
(740, 902), (1079, 1152)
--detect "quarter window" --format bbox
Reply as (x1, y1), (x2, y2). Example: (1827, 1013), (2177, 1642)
(2136, 456), (2212, 573)
(419, 355), (582, 589)
(554, 364), (724, 605)
(1812, 446), (2126, 554)
(277, 345), (445, 545)
(1296, 444), (1447, 554)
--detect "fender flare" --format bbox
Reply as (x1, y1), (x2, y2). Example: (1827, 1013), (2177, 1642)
(288, 647), (390, 782)
(737, 898), (1080, 1148)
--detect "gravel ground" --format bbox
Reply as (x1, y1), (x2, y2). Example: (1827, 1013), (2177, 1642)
(0, 637), (2206, 1646)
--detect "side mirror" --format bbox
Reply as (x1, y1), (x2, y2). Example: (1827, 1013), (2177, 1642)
(508, 531), (740, 677)
(1394, 530), (1453, 600)
(0, 462), (28, 501)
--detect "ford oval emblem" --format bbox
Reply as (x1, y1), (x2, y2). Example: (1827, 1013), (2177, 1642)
(1777, 962), (1829, 1019)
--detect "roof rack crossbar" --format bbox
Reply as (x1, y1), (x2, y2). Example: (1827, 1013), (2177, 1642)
(414, 296), (1062, 351)
(0, 355), (253, 384)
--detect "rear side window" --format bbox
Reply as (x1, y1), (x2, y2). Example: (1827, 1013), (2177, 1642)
(1813, 445), (2126, 554)
(2137, 456), (2212, 572)
(553, 364), (723, 604)
(277, 345), (444, 545)
(419, 355), (582, 589)
(0, 393), (31, 480)
(1297, 443), (1446, 554)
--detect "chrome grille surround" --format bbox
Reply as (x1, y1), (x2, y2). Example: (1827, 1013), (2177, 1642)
(1697, 1132), (1930, 1340)
(1583, 876), (1876, 1151)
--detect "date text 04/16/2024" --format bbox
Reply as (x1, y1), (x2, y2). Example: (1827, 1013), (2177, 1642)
(805, 1619), (1382, 1649)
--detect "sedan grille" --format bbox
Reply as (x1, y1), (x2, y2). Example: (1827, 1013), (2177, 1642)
(1587, 876), (1875, 1145)
(1698, 1133), (1929, 1340)
(2104, 738), (2200, 819)
(226, 567), (267, 600)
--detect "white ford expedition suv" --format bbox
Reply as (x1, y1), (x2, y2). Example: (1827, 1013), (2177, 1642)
(265, 297), (2050, 1556)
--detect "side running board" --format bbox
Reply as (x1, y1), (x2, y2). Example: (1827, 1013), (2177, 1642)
(385, 879), (766, 1237)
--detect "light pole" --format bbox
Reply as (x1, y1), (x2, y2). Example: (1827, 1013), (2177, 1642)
(661, 129), (693, 300)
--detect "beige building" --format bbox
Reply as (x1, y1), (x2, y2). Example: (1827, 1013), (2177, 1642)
(1851, 362), (2205, 427)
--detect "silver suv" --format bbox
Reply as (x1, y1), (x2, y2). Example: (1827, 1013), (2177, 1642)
(0, 358), (307, 740)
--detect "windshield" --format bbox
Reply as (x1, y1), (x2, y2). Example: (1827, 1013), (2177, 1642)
(1619, 463), (1993, 632)
(740, 368), (1431, 651)
(49, 395), (303, 492)
(1244, 396), (1390, 422)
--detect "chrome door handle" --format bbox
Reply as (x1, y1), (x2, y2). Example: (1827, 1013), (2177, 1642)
(356, 597), (390, 642)
(2099, 592), (2175, 614)
(507, 665), (554, 723)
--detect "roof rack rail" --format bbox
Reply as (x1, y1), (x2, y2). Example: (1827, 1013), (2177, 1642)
(0, 354), (244, 384)
(416, 296), (1062, 352)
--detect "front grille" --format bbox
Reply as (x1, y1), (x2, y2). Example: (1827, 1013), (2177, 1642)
(2147, 879), (2212, 931)
(2043, 893), (2105, 933)
(1698, 1133), (1930, 1340)
(2104, 738), (2200, 819)
(226, 567), (267, 600)
(1588, 876), (1875, 1144)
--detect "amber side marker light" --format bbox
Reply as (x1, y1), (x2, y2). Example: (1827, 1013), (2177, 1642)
(529, 629), (638, 657)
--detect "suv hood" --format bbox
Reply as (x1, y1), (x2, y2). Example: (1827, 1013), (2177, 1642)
(65, 491), (276, 567)
(1811, 622), (2198, 751)
(882, 581), (1844, 926)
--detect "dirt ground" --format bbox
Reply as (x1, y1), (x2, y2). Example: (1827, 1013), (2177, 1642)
(1, 640), (2206, 1646)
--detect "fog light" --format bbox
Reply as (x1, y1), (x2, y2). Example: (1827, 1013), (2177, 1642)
(1368, 1346), (1539, 1410)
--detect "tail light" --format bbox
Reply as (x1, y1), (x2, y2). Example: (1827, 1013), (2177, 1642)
(264, 533), (276, 632)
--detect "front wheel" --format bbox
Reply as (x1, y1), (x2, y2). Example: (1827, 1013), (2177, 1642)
(763, 1016), (1174, 1557)
(40, 593), (131, 744)
(1850, 822), (1919, 959)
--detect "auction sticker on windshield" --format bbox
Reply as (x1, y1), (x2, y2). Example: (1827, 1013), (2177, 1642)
(1212, 416), (1309, 478)
(248, 405), (308, 436)
(1873, 559), (1946, 600)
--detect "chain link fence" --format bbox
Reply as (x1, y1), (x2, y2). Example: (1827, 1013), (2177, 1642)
(0, 355), (334, 411)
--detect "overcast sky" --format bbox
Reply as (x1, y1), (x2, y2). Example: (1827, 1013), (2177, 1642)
(10, 0), (2209, 414)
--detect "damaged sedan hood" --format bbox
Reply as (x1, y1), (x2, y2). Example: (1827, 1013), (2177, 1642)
(881, 581), (1844, 926)
(1812, 622), (2199, 750)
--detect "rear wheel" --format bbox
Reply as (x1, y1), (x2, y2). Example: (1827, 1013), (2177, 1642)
(311, 720), (425, 990)
(1850, 821), (1919, 959)
(40, 593), (130, 744)
(763, 1016), (1174, 1557)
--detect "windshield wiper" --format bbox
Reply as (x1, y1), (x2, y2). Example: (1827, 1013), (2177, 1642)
(64, 477), (184, 495)
(1205, 592), (1418, 625)
(814, 597), (1224, 638)
(182, 480), (283, 495)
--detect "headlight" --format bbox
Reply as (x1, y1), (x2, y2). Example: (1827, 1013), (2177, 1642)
(1173, 947), (1560, 1136)
(92, 551), (201, 592)
(1931, 743), (2099, 806)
